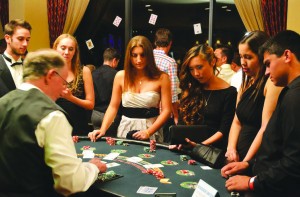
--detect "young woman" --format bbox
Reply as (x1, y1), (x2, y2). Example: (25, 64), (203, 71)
(89, 35), (172, 143)
(171, 44), (237, 150)
(53, 34), (94, 135)
(225, 31), (283, 162)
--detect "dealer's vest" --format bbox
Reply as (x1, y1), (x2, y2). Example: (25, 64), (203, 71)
(0, 88), (67, 197)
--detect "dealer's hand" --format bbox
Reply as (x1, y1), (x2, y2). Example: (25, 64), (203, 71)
(89, 158), (107, 173)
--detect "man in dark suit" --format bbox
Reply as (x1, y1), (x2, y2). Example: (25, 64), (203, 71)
(91, 48), (121, 136)
(0, 19), (31, 98)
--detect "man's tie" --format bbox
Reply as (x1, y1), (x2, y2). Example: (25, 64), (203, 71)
(2, 54), (23, 67)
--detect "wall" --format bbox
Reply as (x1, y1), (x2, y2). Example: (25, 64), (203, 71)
(287, 0), (300, 34)
(9, 0), (50, 51)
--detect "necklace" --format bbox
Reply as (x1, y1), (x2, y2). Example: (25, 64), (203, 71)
(204, 91), (212, 107)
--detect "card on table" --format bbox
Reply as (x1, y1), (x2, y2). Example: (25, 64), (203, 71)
(103, 153), (120, 160)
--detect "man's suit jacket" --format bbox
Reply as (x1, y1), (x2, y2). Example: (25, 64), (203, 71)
(0, 55), (16, 98)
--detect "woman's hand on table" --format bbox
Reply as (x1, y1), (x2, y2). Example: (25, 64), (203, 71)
(88, 129), (105, 142)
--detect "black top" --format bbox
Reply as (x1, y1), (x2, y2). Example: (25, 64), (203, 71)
(179, 86), (237, 149)
(92, 65), (119, 113)
(251, 76), (300, 196)
(56, 67), (89, 135)
(0, 55), (16, 98)
(236, 76), (268, 160)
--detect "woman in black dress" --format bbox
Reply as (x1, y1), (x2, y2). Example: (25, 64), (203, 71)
(226, 31), (283, 162)
(54, 34), (95, 135)
(172, 44), (237, 151)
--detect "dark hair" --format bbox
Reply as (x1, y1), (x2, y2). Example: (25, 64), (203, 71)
(4, 19), (32, 35)
(260, 30), (300, 61)
(154, 28), (172, 47)
(179, 44), (216, 125)
(239, 31), (269, 99)
(103, 47), (121, 61)
(215, 44), (234, 64)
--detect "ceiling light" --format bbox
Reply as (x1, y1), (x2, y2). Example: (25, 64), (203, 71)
(226, 9), (231, 12)
(148, 8), (153, 12)
(145, 5), (151, 7)
(205, 7), (209, 10)
(222, 6), (227, 8)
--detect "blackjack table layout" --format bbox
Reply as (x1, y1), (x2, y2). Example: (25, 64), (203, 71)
(75, 137), (231, 197)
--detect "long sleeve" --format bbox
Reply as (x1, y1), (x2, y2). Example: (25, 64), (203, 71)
(35, 111), (99, 196)
(253, 84), (300, 195)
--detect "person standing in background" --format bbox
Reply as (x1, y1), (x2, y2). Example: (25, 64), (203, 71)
(230, 52), (243, 91)
(153, 28), (179, 143)
(92, 48), (122, 137)
(0, 19), (31, 98)
(214, 44), (235, 84)
(53, 34), (95, 136)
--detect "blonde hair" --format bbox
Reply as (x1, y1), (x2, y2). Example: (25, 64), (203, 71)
(53, 34), (81, 91)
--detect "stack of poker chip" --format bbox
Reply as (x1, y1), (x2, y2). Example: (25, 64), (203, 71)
(150, 140), (156, 152)
(144, 169), (164, 179)
(98, 170), (117, 182)
(106, 137), (115, 146)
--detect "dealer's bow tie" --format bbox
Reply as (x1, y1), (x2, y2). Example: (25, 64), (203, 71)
(2, 54), (23, 67)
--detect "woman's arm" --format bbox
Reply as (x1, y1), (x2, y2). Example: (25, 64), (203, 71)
(63, 66), (95, 110)
(243, 78), (283, 161)
(226, 90), (243, 162)
(89, 71), (123, 141)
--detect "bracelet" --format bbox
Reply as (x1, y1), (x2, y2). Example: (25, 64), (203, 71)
(248, 176), (255, 191)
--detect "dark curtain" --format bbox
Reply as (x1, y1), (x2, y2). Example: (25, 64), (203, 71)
(0, 0), (9, 31)
(261, 0), (287, 36)
(74, 0), (111, 65)
(47, 0), (69, 47)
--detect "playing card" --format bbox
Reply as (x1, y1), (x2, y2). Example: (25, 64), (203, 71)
(193, 23), (202, 34)
(82, 150), (95, 158)
(149, 14), (158, 25)
(126, 156), (143, 163)
(85, 39), (94, 50)
(137, 186), (158, 194)
(107, 162), (120, 168)
(113, 16), (122, 27)
(103, 152), (120, 160)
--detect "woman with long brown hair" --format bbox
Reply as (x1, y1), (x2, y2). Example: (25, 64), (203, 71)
(172, 44), (237, 150)
(226, 31), (283, 162)
(89, 35), (171, 142)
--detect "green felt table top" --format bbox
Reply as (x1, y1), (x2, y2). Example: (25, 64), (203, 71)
(75, 138), (231, 197)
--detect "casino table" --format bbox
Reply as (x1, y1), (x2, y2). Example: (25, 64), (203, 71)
(75, 137), (231, 197)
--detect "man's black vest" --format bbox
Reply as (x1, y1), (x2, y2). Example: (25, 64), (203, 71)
(0, 88), (67, 196)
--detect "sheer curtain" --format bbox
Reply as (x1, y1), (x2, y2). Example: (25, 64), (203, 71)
(234, 0), (264, 31)
(261, 0), (287, 36)
(0, 0), (9, 30)
(47, 0), (69, 47)
(63, 0), (89, 35)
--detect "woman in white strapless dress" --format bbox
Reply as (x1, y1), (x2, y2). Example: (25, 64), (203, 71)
(89, 36), (172, 143)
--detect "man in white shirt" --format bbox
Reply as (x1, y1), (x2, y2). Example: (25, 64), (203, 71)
(0, 19), (32, 98)
(230, 53), (243, 91)
(214, 44), (235, 84)
(0, 49), (107, 196)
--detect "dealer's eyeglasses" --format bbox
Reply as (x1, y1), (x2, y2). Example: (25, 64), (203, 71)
(54, 71), (70, 86)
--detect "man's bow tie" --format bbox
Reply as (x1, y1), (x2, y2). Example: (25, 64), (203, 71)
(2, 54), (23, 67)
